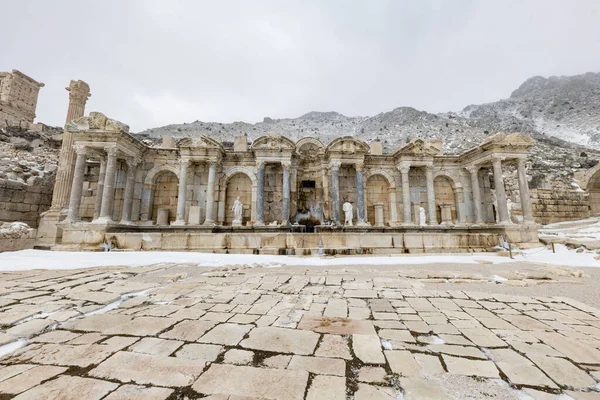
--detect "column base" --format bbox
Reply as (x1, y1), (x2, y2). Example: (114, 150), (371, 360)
(232, 220), (243, 227)
(254, 221), (265, 227)
(202, 220), (216, 226)
(280, 221), (291, 227)
(171, 220), (187, 226)
(118, 220), (134, 226)
(91, 217), (116, 225)
(356, 221), (371, 227)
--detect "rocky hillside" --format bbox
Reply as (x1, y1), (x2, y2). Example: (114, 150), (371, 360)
(137, 72), (600, 190)
(137, 72), (600, 153)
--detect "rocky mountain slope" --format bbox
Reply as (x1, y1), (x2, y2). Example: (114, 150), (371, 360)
(137, 72), (600, 190)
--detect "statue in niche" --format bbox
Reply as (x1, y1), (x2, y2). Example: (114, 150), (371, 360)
(491, 189), (499, 223)
(419, 206), (427, 226)
(232, 196), (243, 224)
(343, 202), (353, 226)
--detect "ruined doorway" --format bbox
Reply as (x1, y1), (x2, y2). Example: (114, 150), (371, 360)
(296, 180), (323, 229)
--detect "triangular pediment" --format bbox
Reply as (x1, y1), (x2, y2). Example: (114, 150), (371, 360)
(396, 138), (441, 156)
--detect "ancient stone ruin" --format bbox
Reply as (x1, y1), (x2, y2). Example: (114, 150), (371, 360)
(36, 110), (540, 253)
(0, 69), (44, 129)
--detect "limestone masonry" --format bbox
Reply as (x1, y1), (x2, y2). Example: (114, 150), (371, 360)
(0, 69), (44, 129)
(36, 107), (540, 252)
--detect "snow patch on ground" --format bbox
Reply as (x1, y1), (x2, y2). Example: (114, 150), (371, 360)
(0, 242), (598, 271)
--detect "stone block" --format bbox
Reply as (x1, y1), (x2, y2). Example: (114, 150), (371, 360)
(188, 206), (201, 225)
(234, 136), (248, 152)
(156, 208), (169, 226)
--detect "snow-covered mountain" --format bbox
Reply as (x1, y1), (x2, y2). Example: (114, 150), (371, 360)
(137, 72), (600, 155)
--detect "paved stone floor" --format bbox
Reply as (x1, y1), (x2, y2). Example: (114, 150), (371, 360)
(0, 261), (598, 399)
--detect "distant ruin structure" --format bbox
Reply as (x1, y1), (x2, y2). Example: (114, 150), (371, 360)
(38, 109), (540, 253)
(0, 69), (44, 129)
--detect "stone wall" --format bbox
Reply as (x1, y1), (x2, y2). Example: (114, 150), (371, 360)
(0, 70), (44, 129)
(530, 189), (590, 224)
(0, 177), (53, 228)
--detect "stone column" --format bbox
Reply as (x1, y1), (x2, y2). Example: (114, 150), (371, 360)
(66, 145), (88, 222)
(97, 146), (118, 222)
(65, 80), (91, 124)
(355, 162), (367, 225)
(517, 158), (535, 223)
(93, 158), (106, 219)
(467, 165), (484, 224)
(48, 80), (92, 213)
(425, 165), (438, 225)
(204, 160), (218, 225)
(398, 163), (412, 224)
(119, 158), (139, 225)
(374, 203), (385, 227)
(255, 160), (266, 226)
(329, 162), (341, 223)
(454, 187), (466, 224)
(389, 189), (398, 225)
(173, 158), (189, 225)
(281, 161), (291, 226)
(492, 157), (510, 224)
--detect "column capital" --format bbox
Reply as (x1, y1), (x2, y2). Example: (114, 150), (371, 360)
(465, 164), (480, 174)
(73, 144), (88, 155)
(355, 161), (365, 172)
(492, 156), (505, 166)
(425, 164), (434, 173)
(256, 160), (266, 169)
(516, 158), (527, 168)
(281, 161), (292, 170)
(397, 163), (411, 174)
(329, 161), (341, 171)
(180, 157), (191, 167)
(104, 146), (118, 157)
(126, 157), (141, 168)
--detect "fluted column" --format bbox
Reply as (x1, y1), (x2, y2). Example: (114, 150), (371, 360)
(120, 158), (139, 225)
(467, 165), (484, 224)
(492, 157), (510, 224)
(398, 163), (412, 225)
(173, 158), (190, 225)
(355, 162), (367, 225)
(255, 160), (266, 226)
(517, 158), (535, 223)
(49, 81), (92, 213)
(93, 158), (106, 219)
(97, 146), (118, 222)
(425, 165), (437, 225)
(281, 161), (291, 226)
(329, 162), (341, 223)
(66, 145), (88, 222)
(203, 160), (218, 225)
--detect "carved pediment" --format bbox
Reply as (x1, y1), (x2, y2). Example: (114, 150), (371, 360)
(65, 111), (129, 133)
(397, 138), (441, 156)
(296, 137), (325, 161)
(483, 132), (533, 148)
(326, 136), (369, 155)
(251, 135), (296, 152)
(176, 135), (223, 150)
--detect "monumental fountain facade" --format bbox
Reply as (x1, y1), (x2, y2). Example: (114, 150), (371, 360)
(37, 111), (540, 253)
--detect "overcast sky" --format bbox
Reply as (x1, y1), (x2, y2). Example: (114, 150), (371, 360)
(3, 0), (600, 132)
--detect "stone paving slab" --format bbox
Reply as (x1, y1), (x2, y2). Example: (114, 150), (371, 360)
(0, 262), (599, 398)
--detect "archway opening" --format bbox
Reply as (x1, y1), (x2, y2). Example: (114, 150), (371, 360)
(434, 176), (456, 224)
(151, 171), (178, 223)
(225, 173), (252, 226)
(366, 175), (390, 226)
(589, 170), (600, 215)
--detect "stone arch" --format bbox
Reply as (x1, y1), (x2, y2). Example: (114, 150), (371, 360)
(221, 167), (257, 224)
(363, 169), (396, 189)
(151, 170), (179, 223)
(144, 164), (181, 186)
(224, 173), (253, 226)
(588, 169), (600, 215)
(434, 175), (457, 224)
(432, 171), (462, 189)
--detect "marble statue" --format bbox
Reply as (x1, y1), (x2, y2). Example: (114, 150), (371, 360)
(419, 206), (427, 226)
(491, 189), (499, 223)
(342, 202), (353, 226)
(232, 197), (243, 224)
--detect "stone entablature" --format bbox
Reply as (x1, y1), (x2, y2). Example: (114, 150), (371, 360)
(49, 112), (536, 239)
(0, 69), (44, 128)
